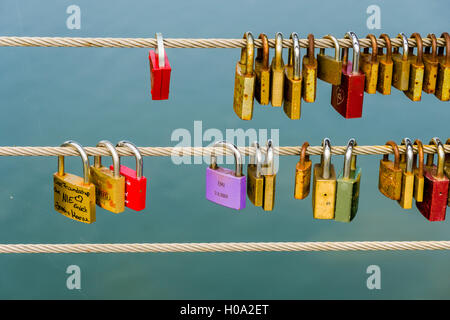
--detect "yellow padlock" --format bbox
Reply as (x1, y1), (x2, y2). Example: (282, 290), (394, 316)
(283, 32), (302, 120)
(270, 32), (285, 107)
(404, 33), (425, 101)
(392, 33), (410, 91)
(360, 34), (379, 94)
(302, 34), (318, 102)
(294, 142), (312, 199)
(435, 32), (450, 101)
(398, 138), (414, 209)
(377, 34), (393, 95)
(413, 139), (424, 202)
(423, 34), (439, 94)
(254, 33), (271, 105)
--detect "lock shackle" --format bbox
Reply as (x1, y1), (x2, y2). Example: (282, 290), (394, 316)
(299, 141), (310, 166)
(401, 138), (414, 173)
(426, 137), (445, 178)
(394, 33), (409, 60)
(378, 34), (392, 62)
(274, 32), (284, 69)
(320, 35), (340, 61)
(256, 33), (269, 69)
(264, 139), (274, 175)
(306, 34), (315, 61)
(364, 34), (378, 62)
(58, 140), (90, 184)
(425, 34), (437, 61)
(410, 33), (423, 64)
(438, 32), (450, 65)
(384, 141), (400, 169)
(249, 141), (262, 178)
(344, 31), (360, 73)
(239, 32), (254, 76)
(155, 33), (165, 68)
(413, 139), (424, 179)
(210, 141), (243, 177)
(288, 32), (301, 80)
(116, 140), (143, 179)
(94, 140), (120, 178)
(320, 138), (332, 179)
(343, 138), (356, 179)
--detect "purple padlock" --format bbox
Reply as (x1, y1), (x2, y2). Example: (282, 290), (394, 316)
(206, 141), (246, 210)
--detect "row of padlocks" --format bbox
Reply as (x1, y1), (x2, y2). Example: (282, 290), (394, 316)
(233, 31), (450, 120)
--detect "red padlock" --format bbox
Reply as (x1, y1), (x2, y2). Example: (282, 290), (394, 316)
(331, 31), (365, 119)
(149, 33), (171, 100)
(112, 141), (147, 211)
(416, 138), (449, 221)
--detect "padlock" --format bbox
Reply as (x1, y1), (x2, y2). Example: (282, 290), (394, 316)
(397, 138), (414, 209)
(312, 138), (337, 219)
(392, 33), (411, 91)
(445, 138), (450, 206)
(247, 141), (263, 207)
(422, 34), (439, 94)
(302, 34), (318, 102)
(261, 140), (276, 211)
(233, 32), (255, 120)
(413, 139), (425, 202)
(317, 34), (342, 85)
(112, 141), (147, 211)
(359, 34), (379, 94)
(335, 138), (361, 222)
(331, 31), (365, 119)
(283, 32), (302, 120)
(149, 33), (171, 100)
(206, 141), (246, 210)
(254, 34), (271, 105)
(378, 141), (403, 200)
(270, 32), (285, 107)
(416, 138), (449, 221)
(435, 32), (450, 101)
(294, 142), (312, 199)
(405, 33), (425, 101)
(376, 34), (393, 95)
(89, 140), (125, 214)
(53, 141), (96, 224)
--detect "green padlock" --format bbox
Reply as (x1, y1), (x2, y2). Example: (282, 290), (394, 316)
(334, 138), (361, 223)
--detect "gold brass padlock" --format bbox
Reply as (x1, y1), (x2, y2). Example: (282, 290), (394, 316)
(398, 138), (414, 209)
(233, 32), (255, 120)
(294, 142), (312, 199)
(53, 141), (96, 224)
(270, 32), (285, 107)
(283, 32), (302, 120)
(317, 35), (342, 85)
(312, 138), (336, 220)
(359, 34), (379, 94)
(254, 34), (271, 105)
(247, 141), (264, 207)
(378, 141), (403, 200)
(377, 34), (393, 95)
(302, 34), (318, 102)
(261, 140), (276, 211)
(413, 139), (425, 202)
(405, 33), (425, 101)
(89, 140), (125, 213)
(445, 138), (450, 206)
(423, 34), (439, 94)
(435, 32), (450, 101)
(392, 33), (410, 91)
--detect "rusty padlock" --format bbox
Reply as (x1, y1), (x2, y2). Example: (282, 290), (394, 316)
(254, 33), (271, 105)
(435, 32), (450, 101)
(359, 34), (379, 94)
(423, 34), (439, 94)
(302, 34), (318, 102)
(377, 34), (393, 95)
(404, 33), (425, 101)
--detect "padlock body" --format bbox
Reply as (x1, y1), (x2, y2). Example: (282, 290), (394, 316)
(206, 166), (246, 210)
(262, 173), (276, 211)
(404, 60), (424, 101)
(270, 58), (284, 107)
(312, 164), (336, 219)
(331, 63), (365, 119)
(445, 163), (450, 206)
(89, 166), (125, 213)
(392, 53), (410, 91)
(334, 168), (361, 223)
(317, 53), (342, 85)
(233, 62), (255, 120)
(416, 166), (449, 221)
(112, 165), (147, 211)
(294, 160), (312, 200)
(423, 54), (438, 94)
(359, 52), (379, 94)
(149, 50), (171, 100)
(413, 168), (424, 202)
(53, 172), (96, 224)
(247, 165), (264, 207)
(397, 171), (414, 209)
(283, 66), (302, 120)
(376, 56), (393, 95)
(378, 159), (403, 200)
(254, 59), (271, 105)
(435, 59), (450, 101)
(302, 56), (318, 102)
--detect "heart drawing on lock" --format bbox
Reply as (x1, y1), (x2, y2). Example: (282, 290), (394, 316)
(336, 87), (345, 105)
(74, 195), (84, 203)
